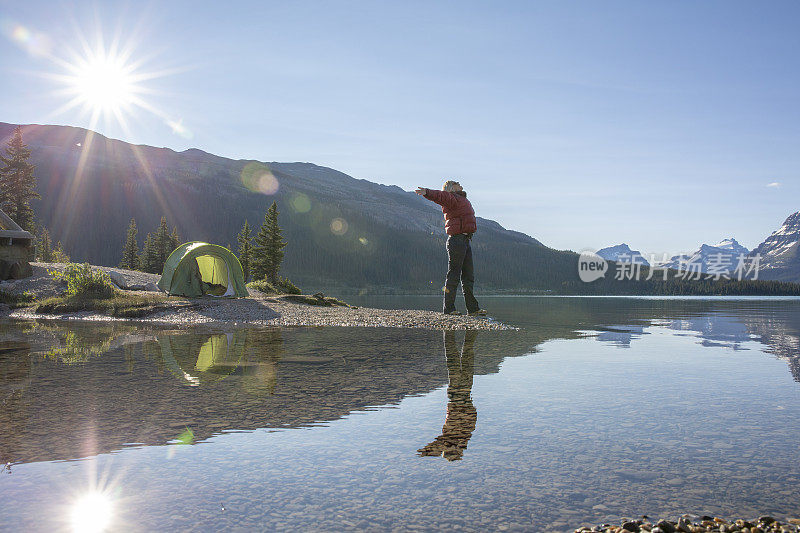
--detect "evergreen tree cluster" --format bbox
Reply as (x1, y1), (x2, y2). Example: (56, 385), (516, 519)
(118, 216), (180, 273)
(237, 201), (288, 284)
(0, 126), (40, 232)
(118, 201), (289, 286)
(0, 126), (71, 263)
(34, 226), (70, 263)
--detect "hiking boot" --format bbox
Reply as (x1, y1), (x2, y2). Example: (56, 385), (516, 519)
(444, 310), (463, 316)
(468, 309), (488, 316)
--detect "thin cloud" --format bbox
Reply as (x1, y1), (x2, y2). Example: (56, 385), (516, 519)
(766, 182), (781, 188)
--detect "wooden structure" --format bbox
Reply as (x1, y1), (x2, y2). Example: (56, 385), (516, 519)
(0, 208), (34, 280)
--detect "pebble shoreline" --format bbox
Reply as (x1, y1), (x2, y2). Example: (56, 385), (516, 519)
(6, 295), (513, 330)
(576, 515), (800, 533)
(1, 264), (513, 330)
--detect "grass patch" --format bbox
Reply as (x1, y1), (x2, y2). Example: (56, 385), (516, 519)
(35, 292), (191, 318)
(247, 276), (301, 295)
(278, 293), (352, 307)
(0, 289), (36, 308)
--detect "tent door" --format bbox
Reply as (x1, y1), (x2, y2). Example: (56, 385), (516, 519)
(195, 255), (230, 296)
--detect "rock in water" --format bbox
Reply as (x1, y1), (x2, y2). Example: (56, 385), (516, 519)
(656, 520), (676, 533)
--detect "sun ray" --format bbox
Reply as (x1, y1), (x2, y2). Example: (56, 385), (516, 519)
(46, 95), (88, 121)
(37, 18), (193, 244)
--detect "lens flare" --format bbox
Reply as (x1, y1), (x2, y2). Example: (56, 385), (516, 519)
(289, 192), (311, 213)
(1, 20), (52, 56)
(241, 162), (279, 195)
(167, 118), (193, 139)
(330, 218), (348, 236)
(358, 237), (369, 246)
(70, 492), (113, 533)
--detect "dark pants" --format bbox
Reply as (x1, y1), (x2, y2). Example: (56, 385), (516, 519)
(444, 233), (480, 313)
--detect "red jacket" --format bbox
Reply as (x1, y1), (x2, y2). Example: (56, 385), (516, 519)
(423, 189), (478, 236)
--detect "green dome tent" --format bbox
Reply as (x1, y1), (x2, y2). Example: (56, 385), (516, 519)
(158, 242), (249, 297)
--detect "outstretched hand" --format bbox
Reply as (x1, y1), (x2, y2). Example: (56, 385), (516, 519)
(415, 187), (427, 195)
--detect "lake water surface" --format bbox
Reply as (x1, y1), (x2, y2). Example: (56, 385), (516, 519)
(1, 297), (799, 531)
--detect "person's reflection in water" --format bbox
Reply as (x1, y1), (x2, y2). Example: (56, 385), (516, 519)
(418, 330), (478, 461)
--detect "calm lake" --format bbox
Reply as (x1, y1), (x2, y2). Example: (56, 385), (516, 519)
(2, 297), (799, 532)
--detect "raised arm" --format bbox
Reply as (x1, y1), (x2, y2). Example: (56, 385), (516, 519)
(415, 187), (458, 209)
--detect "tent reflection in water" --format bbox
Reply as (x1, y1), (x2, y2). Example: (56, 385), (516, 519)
(158, 332), (246, 385)
(156, 330), (281, 393)
(157, 242), (248, 297)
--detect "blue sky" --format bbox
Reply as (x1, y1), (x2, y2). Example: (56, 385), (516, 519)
(0, 0), (798, 256)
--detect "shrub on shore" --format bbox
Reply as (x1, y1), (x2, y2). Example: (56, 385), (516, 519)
(49, 263), (115, 298)
(40, 262), (187, 317)
(247, 276), (301, 295)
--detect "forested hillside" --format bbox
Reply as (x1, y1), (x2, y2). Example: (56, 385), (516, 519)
(4, 122), (799, 295)
(0, 122), (570, 292)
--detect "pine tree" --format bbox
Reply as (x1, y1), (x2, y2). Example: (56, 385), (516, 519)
(139, 232), (159, 273)
(169, 226), (181, 252)
(253, 202), (287, 282)
(237, 219), (253, 281)
(37, 227), (53, 262)
(120, 218), (140, 270)
(155, 217), (172, 272)
(0, 126), (41, 231)
(265, 202), (287, 282)
(52, 241), (70, 263)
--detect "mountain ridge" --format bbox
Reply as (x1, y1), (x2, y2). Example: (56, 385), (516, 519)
(596, 243), (650, 266)
(4, 121), (799, 293)
(0, 121), (555, 292)
(656, 238), (750, 275)
(750, 211), (800, 281)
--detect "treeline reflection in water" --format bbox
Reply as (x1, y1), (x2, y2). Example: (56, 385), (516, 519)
(1, 297), (800, 467)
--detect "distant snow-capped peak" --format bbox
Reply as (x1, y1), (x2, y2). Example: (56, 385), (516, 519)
(751, 211), (800, 263)
(714, 238), (749, 255)
(657, 238), (749, 273)
(596, 243), (650, 266)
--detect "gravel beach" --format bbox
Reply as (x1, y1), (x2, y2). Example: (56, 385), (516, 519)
(575, 515), (800, 533)
(1, 263), (512, 330)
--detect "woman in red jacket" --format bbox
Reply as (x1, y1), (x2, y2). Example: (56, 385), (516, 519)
(416, 181), (487, 316)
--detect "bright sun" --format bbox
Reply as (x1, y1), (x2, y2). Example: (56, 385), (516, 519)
(42, 27), (188, 138)
(47, 37), (165, 132)
(70, 52), (136, 112)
